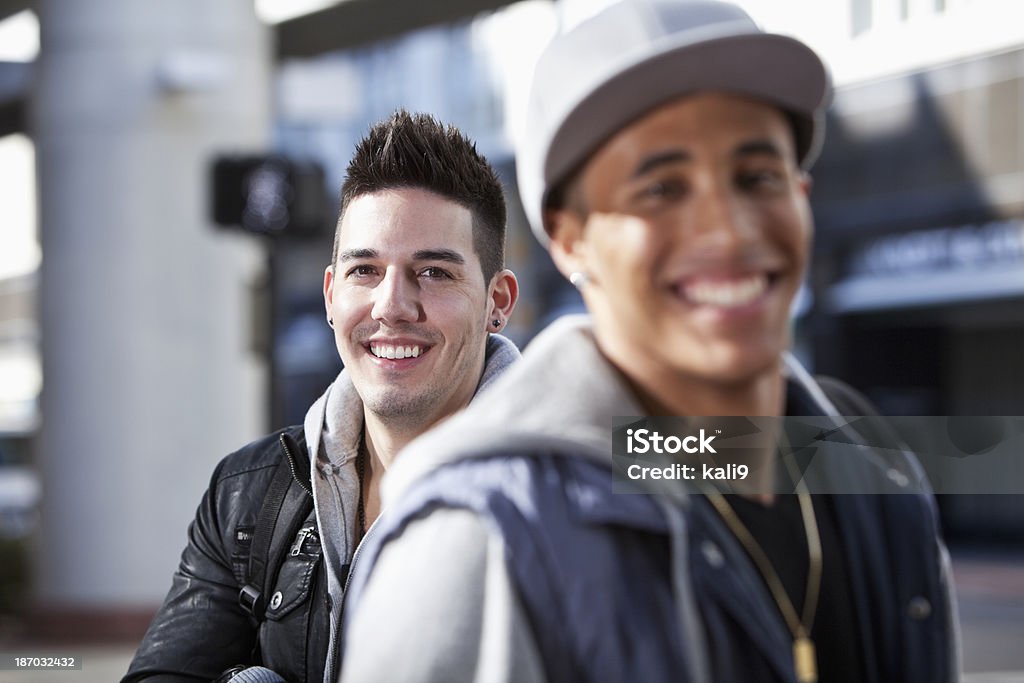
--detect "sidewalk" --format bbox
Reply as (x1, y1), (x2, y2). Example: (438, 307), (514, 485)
(954, 545), (1024, 680)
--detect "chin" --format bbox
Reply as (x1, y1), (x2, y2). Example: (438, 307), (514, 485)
(677, 342), (785, 387)
(365, 392), (424, 418)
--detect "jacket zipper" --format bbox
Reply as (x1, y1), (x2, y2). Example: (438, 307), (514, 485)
(342, 517), (378, 596)
(325, 596), (341, 683)
(325, 517), (379, 683)
(279, 433), (313, 497)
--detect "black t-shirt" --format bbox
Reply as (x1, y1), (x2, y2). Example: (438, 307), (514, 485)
(727, 494), (868, 683)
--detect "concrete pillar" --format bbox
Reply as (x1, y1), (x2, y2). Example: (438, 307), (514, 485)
(31, 0), (270, 632)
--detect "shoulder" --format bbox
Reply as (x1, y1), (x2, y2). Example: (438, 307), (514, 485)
(212, 425), (307, 483)
(190, 426), (310, 567)
(393, 452), (602, 518)
(343, 507), (548, 683)
(378, 451), (659, 568)
(199, 425), (310, 530)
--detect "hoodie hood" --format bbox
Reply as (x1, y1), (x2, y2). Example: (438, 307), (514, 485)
(383, 316), (641, 504)
(383, 315), (849, 505)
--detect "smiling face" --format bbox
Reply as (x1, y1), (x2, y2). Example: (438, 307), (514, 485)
(547, 93), (812, 406)
(325, 187), (506, 428)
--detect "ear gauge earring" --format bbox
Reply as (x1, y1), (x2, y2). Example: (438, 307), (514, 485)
(569, 272), (590, 290)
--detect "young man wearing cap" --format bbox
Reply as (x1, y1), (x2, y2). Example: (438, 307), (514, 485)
(123, 111), (520, 683)
(339, 2), (959, 682)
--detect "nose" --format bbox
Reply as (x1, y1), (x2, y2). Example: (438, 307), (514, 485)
(370, 267), (421, 325)
(688, 178), (757, 252)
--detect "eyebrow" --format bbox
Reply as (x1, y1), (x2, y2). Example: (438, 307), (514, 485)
(338, 248), (378, 262)
(627, 139), (788, 179)
(412, 249), (465, 265)
(630, 150), (691, 179)
(337, 247), (466, 266)
(734, 139), (786, 160)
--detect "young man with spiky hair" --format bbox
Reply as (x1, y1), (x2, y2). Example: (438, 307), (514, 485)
(124, 110), (519, 683)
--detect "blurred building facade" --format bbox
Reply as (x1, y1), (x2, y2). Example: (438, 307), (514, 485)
(0, 0), (1021, 638)
(795, 0), (1024, 537)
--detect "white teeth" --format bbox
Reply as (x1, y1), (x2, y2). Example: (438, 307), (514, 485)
(370, 344), (423, 359)
(684, 275), (767, 308)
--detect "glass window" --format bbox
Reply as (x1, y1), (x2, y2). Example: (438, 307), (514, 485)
(851, 0), (873, 36)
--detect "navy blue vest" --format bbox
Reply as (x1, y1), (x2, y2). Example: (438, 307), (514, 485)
(349, 449), (952, 682)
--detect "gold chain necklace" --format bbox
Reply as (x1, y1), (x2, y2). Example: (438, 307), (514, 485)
(702, 460), (822, 683)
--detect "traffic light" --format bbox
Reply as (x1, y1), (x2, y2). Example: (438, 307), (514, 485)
(210, 155), (331, 238)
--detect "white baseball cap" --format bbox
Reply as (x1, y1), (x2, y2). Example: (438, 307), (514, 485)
(517, 0), (831, 243)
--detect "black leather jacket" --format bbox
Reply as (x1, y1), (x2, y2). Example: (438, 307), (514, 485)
(124, 425), (333, 683)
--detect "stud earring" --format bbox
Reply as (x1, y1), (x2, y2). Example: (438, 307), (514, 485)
(569, 272), (590, 290)
(327, 318), (334, 328)
(492, 319), (501, 329)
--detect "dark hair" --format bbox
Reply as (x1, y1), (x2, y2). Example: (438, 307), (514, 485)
(333, 110), (507, 282)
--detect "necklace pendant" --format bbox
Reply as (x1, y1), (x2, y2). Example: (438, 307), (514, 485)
(793, 636), (817, 683)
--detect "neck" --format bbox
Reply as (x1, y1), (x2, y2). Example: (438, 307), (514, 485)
(362, 412), (430, 471)
(625, 361), (786, 419)
(603, 348), (787, 502)
(358, 410), (454, 530)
